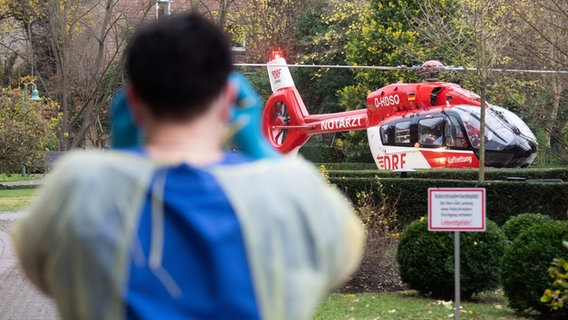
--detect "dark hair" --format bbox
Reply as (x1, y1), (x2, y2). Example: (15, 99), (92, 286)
(126, 13), (232, 121)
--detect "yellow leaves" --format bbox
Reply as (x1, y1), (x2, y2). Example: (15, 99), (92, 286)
(319, 164), (329, 180)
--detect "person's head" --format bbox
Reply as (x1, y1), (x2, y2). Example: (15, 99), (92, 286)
(125, 13), (233, 123)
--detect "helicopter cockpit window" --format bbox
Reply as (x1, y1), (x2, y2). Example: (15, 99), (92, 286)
(445, 115), (467, 148)
(418, 117), (443, 146)
(395, 121), (411, 145)
(453, 105), (515, 149)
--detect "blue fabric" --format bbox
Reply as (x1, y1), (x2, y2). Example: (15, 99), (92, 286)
(229, 72), (280, 159)
(125, 152), (260, 319)
(110, 89), (144, 149)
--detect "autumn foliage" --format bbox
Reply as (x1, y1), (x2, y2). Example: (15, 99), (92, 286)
(0, 85), (60, 174)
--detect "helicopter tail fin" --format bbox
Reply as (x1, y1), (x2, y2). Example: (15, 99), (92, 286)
(267, 57), (296, 92)
(262, 58), (311, 154)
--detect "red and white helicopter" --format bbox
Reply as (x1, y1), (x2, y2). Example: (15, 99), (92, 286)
(261, 57), (538, 170)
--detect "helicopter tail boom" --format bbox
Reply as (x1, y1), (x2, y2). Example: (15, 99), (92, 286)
(262, 58), (371, 153)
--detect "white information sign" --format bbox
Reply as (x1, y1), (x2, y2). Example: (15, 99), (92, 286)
(428, 188), (486, 231)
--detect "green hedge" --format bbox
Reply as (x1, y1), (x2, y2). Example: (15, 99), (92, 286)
(329, 177), (568, 228)
(316, 162), (378, 171)
(325, 166), (568, 181)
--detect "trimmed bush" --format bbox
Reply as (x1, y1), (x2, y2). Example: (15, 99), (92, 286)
(501, 212), (554, 241)
(501, 220), (568, 318)
(396, 218), (506, 299)
(324, 166), (568, 181)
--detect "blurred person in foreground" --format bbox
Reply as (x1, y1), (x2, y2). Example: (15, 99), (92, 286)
(11, 12), (364, 320)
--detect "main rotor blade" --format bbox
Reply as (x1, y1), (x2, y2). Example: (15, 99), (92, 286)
(234, 63), (568, 74)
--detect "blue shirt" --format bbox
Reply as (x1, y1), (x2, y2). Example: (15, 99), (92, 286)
(126, 152), (260, 319)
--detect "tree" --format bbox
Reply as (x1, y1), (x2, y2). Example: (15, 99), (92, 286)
(414, 0), (515, 179)
(0, 0), (156, 150)
(0, 81), (60, 174)
(228, 0), (321, 63)
(43, 0), (154, 150)
(500, 0), (568, 163)
(289, 0), (362, 151)
(329, 0), (460, 162)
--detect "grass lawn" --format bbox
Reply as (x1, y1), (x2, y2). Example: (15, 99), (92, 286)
(314, 290), (533, 320)
(0, 173), (38, 182)
(0, 189), (36, 211)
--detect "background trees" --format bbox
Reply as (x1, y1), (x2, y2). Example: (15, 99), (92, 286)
(295, 0), (567, 165)
(0, 0), (154, 151)
(500, 0), (568, 164)
(0, 0), (565, 166)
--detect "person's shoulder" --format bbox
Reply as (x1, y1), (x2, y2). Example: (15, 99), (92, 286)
(232, 154), (316, 171)
(56, 149), (145, 165)
(240, 156), (324, 185)
(50, 149), (151, 181)
(269, 156), (321, 174)
(210, 154), (315, 176)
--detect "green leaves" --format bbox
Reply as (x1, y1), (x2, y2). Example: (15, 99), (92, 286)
(0, 86), (59, 174)
(541, 243), (568, 313)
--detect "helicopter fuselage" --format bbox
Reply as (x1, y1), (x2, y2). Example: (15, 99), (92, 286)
(364, 82), (537, 169)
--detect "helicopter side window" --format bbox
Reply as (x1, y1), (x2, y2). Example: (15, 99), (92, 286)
(395, 121), (411, 145)
(380, 124), (394, 145)
(418, 117), (443, 147)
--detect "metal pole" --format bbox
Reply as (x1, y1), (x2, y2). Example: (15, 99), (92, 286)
(455, 231), (461, 320)
(156, 0), (171, 20)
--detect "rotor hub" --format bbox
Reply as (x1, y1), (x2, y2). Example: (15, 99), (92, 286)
(420, 60), (445, 82)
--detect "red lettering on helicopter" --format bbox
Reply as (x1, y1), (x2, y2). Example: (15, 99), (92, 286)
(271, 69), (281, 80)
(376, 153), (407, 170)
(321, 116), (363, 130)
(374, 94), (400, 108)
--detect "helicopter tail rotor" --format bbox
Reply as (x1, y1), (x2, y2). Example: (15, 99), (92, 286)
(262, 58), (311, 154)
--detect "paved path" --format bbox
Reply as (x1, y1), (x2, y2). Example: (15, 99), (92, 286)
(0, 177), (44, 189)
(0, 212), (59, 320)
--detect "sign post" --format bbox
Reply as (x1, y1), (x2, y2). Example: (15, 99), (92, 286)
(428, 188), (486, 320)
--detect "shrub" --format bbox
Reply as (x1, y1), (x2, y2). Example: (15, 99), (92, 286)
(501, 220), (568, 318)
(501, 212), (554, 241)
(541, 241), (568, 314)
(396, 218), (506, 299)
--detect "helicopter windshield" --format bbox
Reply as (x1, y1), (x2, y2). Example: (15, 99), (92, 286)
(487, 105), (537, 142)
(451, 105), (535, 150)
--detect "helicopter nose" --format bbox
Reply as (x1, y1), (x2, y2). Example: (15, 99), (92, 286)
(485, 137), (537, 168)
(507, 137), (538, 167)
